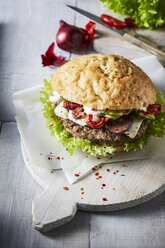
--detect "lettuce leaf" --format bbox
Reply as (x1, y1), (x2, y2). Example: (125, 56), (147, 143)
(40, 79), (116, 156)
(40, 79), (165, 156)
(100, 0), (165, 29)
(124, 91), (165, 151)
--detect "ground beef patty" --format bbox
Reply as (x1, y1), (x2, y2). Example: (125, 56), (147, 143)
(59, 117), (149, 146)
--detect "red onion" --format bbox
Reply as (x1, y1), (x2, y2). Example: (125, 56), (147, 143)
(56, 20), (96, 53)
(106, 117), (132, 134)
(72, 107), (86, 119)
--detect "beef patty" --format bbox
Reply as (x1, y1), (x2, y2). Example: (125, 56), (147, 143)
(59, 117), (149, 146)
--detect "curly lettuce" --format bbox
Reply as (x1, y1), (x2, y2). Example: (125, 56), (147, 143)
(40, 79), (116, 156)
(40, 79), (165, 156)
(124, 91), (165, 151)
(100, 0), (165, 29)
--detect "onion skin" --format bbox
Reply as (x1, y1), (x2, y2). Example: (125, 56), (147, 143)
(41, 42), (67, 67)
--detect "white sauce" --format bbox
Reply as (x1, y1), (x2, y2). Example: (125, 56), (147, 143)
(68, 111), (86, 126)
(54, 102), (86, 126)
(83, 106), (104, 115)
(49, 90), (61, 103)
(54, 102), (68, 119)
(51, 91), (144, 136)
(136, 107), (147, 111)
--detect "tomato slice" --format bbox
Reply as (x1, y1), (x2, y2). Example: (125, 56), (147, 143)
(63, 101), (82, 110)
(100, 14), (127, 30)
(72, 107), (86, 119)
(148, 104), (161, 116)
(85, 114), (109, 128)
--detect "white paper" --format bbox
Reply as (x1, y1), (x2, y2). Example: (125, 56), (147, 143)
(13, 86), (63, 169)
(13, 56), (165, 184)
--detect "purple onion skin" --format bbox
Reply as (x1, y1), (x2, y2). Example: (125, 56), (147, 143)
(56, 20), (88, 53)
(107, 118), (132, 134)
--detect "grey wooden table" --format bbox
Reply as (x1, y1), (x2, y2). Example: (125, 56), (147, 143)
(0, 0), (165, 247)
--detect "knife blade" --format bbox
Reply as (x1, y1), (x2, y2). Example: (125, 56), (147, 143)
(67, 5), (165, 60)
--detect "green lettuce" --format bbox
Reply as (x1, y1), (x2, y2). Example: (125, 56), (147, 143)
(40, 79), (116, 156)
(40, 79), (165, 156)
(124, 91), (165, 151)
(100, 0), (165, 29)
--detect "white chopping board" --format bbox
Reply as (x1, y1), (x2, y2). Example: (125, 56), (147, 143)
(21, 139), (165, 232)
(16, 34), (165, 232)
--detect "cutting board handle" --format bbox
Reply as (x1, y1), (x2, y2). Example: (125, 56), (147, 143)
(32, 183), (77, 232)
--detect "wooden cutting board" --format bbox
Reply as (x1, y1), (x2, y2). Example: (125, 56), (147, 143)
(21, 140), (165, 232)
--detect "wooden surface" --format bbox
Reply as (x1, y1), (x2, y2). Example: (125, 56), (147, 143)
(0, 0), (165, 247)
(21, 139), (165, 232)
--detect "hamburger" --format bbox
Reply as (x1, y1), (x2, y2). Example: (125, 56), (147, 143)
(40, 54), (165, 156)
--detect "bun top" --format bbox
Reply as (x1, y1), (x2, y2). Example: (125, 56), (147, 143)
(52, 54), (156, 110)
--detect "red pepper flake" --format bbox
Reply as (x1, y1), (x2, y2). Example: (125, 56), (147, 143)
(48, 157), (51, 160)
(61, 157), (64, 160)
(63, 186), (69, 190)
(121, 174), (126, 176)
(104, 73), (109, 77)
(116, 170), (119, 173)
(75, 174), (80, 177)
(98, 176), (102, 179)
(76, 129), (79, 133)
(51, 170), (53, 173)
(102, 184), (106, 187)
(56, 156), (60, 160)
(113, 172), (116, 175)
(107, 169), (110, 172)
(81, 197), (84, 199)
(92, 167), (96, 171)
(96, 178), (99, 180)
(81, 188), (83, 190)
(81, 192), (84, 194)
(95, 172), (99, 176)
(101, 187), (103, 189)
(51, 123), (54, 126)
(113, 188), (116, 190)
(102, 198), (108, 201)
(99, 165), (102, 169)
